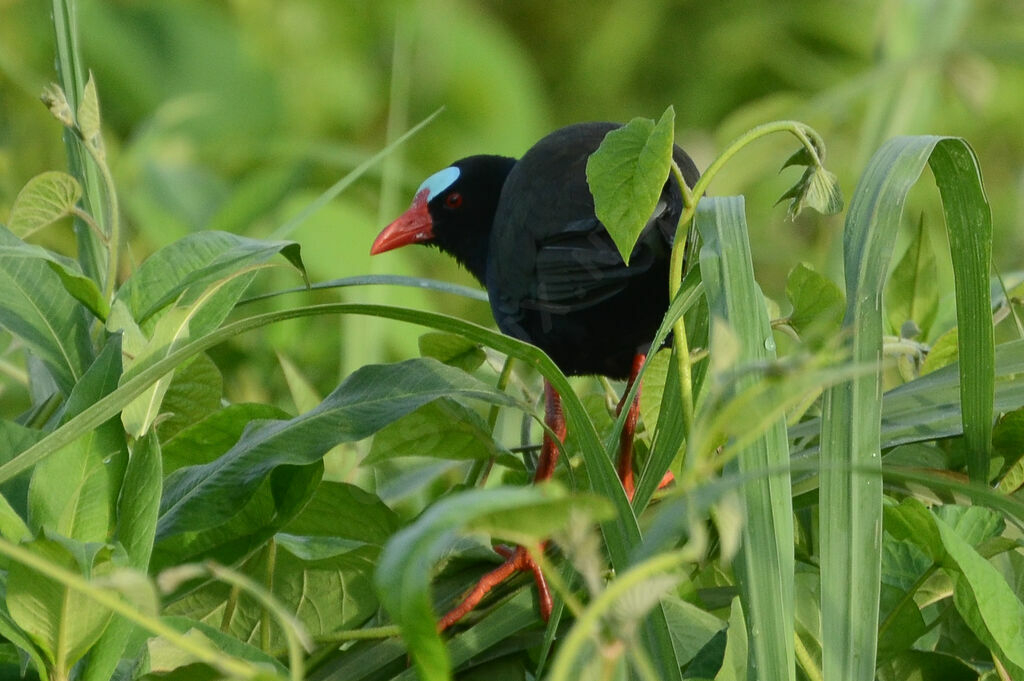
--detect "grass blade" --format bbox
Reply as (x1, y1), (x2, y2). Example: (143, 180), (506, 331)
(697, 196), (795, 681)
(820, 135), (993, 681)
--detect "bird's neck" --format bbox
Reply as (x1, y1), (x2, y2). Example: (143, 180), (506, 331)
(437, 231), (491, 287)
(433, 154), (517, 288)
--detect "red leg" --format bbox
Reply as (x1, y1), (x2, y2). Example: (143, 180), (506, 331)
(437, 381), (563, 631)
(616, 354), (645, 501)
(616, 353), (674, 501)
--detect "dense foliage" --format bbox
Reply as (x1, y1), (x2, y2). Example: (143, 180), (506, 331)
(0, 2), (1022, 681)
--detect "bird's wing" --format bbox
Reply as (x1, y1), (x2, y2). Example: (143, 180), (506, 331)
(527, 210), (666, 314)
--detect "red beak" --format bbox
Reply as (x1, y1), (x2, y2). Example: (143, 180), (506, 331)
(370, 190), (434, 255)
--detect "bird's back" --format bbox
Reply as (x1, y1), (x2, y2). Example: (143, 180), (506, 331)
(487, 122), (699, 378)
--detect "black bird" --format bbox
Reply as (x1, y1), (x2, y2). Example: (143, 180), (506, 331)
(372, 122), (699, 629)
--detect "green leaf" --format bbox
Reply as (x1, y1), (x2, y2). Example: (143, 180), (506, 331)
(884, 498), (944, 562)
(114, 231), (306, 329)
(697, 197), (795, 681)
(366, 398), (503, 463)
(777, 164), (844, 219)
(153, 461), (322, 571)
(80, 431), (163, 681)
(784, 262), (844, 339)
(819, 136), (993, 681)
(157, 358), (518, 540)
(117, 431), (163, 570)
(586, 107), (676, 265)
(715, 597), (748, 681)
(117, 270), (257, 437)
(375, 483), (606, 681)
(281, 481), (399, 544)
(418, 332), (486, 372)
(7, 172), (83, 239)
(146, 616), (287, 677)
(921, 327), (958, 375)
(27, 337), (125, 543)
(155, 353), (223, 441)
(164, 543), (378, 650)
(161, 402), (290, 474)
(0, 238), (107, 320)
(661, 595), (726, 667)
(6, 536), (115, 677)
(0, 226), (93, 393)
(886, 214), (939, 338)
(76, 72), (101, 149)
(936, 516), (1024, 678)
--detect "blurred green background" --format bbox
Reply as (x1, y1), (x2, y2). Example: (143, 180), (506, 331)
(1, 0), (1022, 412)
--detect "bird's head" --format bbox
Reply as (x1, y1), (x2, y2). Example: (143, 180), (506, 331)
(371, 155), (516, 283)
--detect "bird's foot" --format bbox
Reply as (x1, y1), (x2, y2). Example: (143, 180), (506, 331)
(437, 544), (551, 631)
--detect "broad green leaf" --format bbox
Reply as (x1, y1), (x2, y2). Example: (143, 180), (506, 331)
(697, 197), (795, 681)
(886, 215), (939, 338)
(145, 616), (287, 677)
(661, 595), (726, 666)
(877, 582), (927, 661)
(6, 537), (115, 677)
(153, 461), (322, 571)
(586, 107), (676, 264)
(715, 597), (748, 681)
(155, 353), (223, 441)
(117, 431), (163, 570)
(819, 136), (993, 681)
(921, 327), (958, 375)
(7, 172), (82, 239)
(885, 499), (1024, 677)
(884, 498), (944, 563)
(784, 262), (844, 339)
(937, 517), (1024, 678)
(282, 482), (399, 544)
(375, 483), (605, 681)
(161, 402), (290, 474)
(0, 239), (107, 320)
(157, 358), (517, 540)
(0, 493), (30, 543)
(114, 231), (306, 329)
(118, 271), (256, 437)
(81, 431), (163, 681)
(993, 407), (1024, 491)
(418, 332), (486, 372)
(0, 607), (49, 681)
(366, 398), (504, 463)
(0, 226), (92, 393)
(27, 337), (125, 543)
(164, 543), (378, 650)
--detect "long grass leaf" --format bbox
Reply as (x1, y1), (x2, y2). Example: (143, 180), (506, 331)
(697, 196), (795, 681)
(820, 135), (992, 681)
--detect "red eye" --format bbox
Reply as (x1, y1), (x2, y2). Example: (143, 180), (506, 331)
(444, 192), (463, 209)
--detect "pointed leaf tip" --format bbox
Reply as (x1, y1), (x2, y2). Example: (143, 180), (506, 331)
(586, 107), (676, 265)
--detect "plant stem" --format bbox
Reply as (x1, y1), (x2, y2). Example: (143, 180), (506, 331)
(70, 206), (107, 244)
